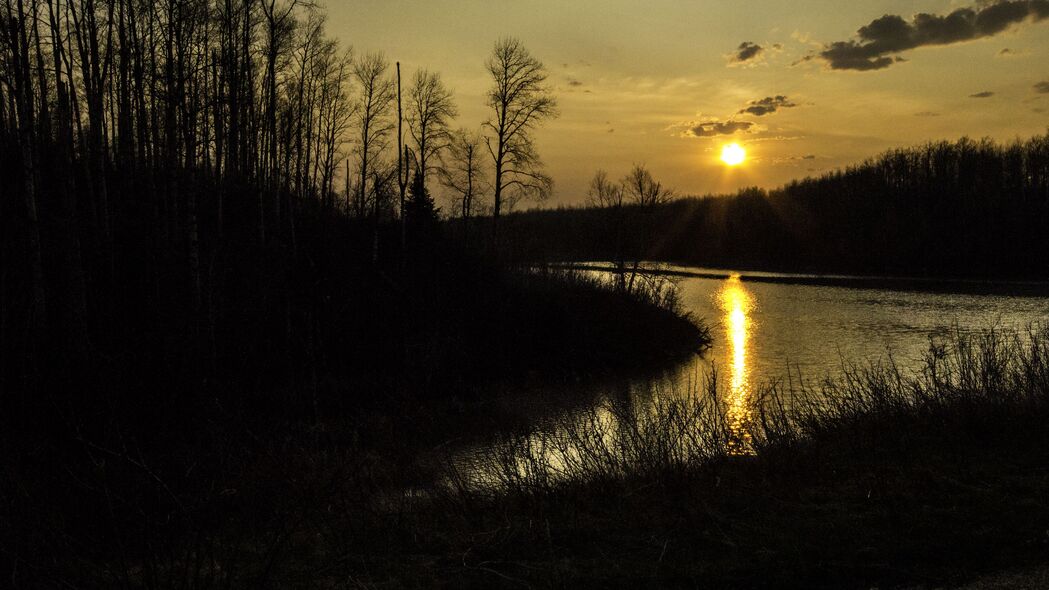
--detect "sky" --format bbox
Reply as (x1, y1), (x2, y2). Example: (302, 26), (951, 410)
(325, 0), (1049, 206)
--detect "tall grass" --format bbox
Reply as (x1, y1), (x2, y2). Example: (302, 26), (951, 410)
(518, 264), (688, 316)
(445, 326), (1049, 498)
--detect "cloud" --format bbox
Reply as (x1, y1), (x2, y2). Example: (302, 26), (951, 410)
(729, 41), (765, 64)
(566, 78), (584, 87)
(915, 111), (941, 117)
(970, 91), (995, 98)
(814, 1), (1049, 71)
(1035, 81), (1049, 93)
(744, 134), (805, 143)
(771, 154), (818, 165)
(683, 120), (755, 137)
(739, 95), (798, 116)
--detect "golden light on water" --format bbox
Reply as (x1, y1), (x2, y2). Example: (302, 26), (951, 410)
(720, 143), (746, 167)
(719, 275), (754, 452)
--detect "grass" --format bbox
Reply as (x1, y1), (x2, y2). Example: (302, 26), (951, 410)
(7, 325), (1049, 588)
(358, 327), (1049, 588)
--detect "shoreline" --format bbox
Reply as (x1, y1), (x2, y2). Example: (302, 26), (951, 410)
(549, 261), (1049, 297)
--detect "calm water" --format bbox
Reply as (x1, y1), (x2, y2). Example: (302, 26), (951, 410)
(673, 270), (1049, 450)
(679, 269), (1049, 394)
(454, 268), (1049, 483)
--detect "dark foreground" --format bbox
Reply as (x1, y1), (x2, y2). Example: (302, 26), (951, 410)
(0, 254), (712, 589)
(305, 329), (1049, 589)
(8, 328), (1049, 588)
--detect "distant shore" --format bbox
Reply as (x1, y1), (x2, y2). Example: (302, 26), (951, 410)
(549, 261), (1049, 297)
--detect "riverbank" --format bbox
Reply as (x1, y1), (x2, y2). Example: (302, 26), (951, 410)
(301, 328), (1049, 588)
(0, 239), (712, 588)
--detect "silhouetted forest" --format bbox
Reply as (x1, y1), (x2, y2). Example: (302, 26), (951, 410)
(498, 134), (1049, 278)
(0, 3), (710, 584)
(0, 0), (701, 403)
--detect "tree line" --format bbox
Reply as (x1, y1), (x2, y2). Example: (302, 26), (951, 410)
(498, 134), (1049, 279)
(0, 0), (558, 396)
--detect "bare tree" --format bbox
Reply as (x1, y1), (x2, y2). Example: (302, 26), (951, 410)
(621, 164), (673, 291)
(406, 68), (456, 193)
(587, 169), (624, 209)
(314, 46), (355, 205)
(439, 128), (485, 240)
(351, 51), (394, 219)
(622, 163), (673, 207)
(260, 0), (304, 191)
(483, 37), (557, 237)
(586, 170), (628, 288)
(396, 62), (409, 255)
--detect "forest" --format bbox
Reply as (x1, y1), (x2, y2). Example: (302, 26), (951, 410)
(0, 0), (707, 399)
(499, 134), (1049, 279)
(0, 1), (707, 585)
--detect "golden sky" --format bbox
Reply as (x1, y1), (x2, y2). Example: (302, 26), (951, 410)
(325, 0), (1049, 205)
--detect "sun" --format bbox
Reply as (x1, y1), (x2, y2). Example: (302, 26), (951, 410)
(721, 143), (746, 166)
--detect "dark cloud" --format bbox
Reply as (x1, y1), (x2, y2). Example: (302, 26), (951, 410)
(773, 154), (819, 164)
(817, 1), (1049, 71)
(731, 42), (765, 63)
(970, 91), (995, 98)
(998, 47), (1030, 57)
(1035, 81), (1049, 93)
(566, 78), (583, 87)
(686, 121), (754, 137)
(739, 95), (797, 116)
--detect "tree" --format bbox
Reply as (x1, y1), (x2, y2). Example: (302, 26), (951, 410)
(621, 164), (673, 291)
(622, 163), (673, 208)
(587, 169), (624, 209)
(351, 52), (395, 219)
(586, 170), (627, 288)
(313, 45), (355, 205)
(260, 0), (304, 196)
(439, 128), (485, 240)
(483, 37), (557, 237)
(404, 171), (440, 240)
(406, 68), (456, 193)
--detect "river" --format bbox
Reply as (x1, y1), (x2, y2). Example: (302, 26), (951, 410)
(451, 266), (1049, 486)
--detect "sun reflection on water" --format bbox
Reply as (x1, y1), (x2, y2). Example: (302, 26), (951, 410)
(719, 274), (755, 453)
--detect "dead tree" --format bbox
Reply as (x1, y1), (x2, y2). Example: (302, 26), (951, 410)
(482, 37), (557, 239)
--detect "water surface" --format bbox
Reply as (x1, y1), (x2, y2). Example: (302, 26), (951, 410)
(682, 269), (1049, 393)
(454, 267), (1049, 484)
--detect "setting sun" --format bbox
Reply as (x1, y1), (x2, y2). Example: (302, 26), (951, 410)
(721, 143), (746, 166)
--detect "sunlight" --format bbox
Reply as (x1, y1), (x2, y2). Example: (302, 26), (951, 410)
(720, 143), (746, 167)
(719, 275), (754, 452)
